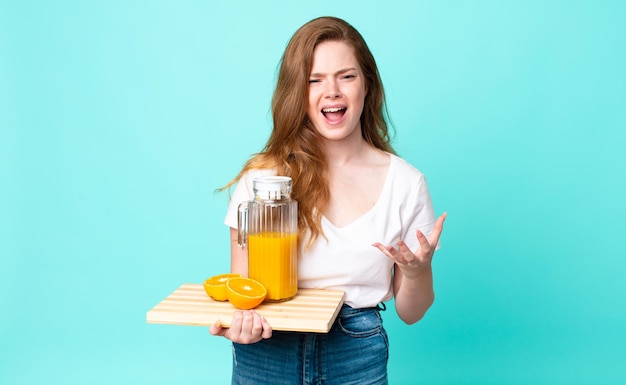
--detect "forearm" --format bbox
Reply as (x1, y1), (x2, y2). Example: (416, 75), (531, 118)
(230, 227), (248, 276)
(394, 267), (435, 325)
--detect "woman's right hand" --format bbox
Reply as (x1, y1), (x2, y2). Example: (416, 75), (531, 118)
(209, 310), (272, 344)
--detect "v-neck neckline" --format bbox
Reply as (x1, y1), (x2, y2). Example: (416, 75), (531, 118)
(321, 154), (395, 231)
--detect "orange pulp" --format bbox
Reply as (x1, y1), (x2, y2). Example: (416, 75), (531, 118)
(204, 273), (242, 301)
(226, 277), (267, 310)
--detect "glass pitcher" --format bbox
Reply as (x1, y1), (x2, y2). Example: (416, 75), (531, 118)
(238, 176), (298, 302)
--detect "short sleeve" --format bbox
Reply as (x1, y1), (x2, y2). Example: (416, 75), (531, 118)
(395, 165), (439, 254)
(224, 169), (275, 229)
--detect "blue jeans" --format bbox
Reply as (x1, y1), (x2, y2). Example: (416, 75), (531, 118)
(231, 305), (389, 385)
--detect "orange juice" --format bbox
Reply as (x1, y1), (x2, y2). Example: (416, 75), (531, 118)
(248, 231), (298, 301)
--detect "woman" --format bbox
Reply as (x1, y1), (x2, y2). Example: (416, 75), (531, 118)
(211, 16), (446, 384)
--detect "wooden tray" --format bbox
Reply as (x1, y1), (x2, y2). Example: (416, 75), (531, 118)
(147, 283), (345, 333)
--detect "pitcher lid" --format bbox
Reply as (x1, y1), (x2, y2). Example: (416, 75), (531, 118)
(253, 176), (292, 200)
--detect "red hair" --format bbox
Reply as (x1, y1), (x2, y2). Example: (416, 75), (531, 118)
(224, 16), (394, 245)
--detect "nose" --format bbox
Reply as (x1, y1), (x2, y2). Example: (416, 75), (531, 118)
(324, 79), (341, 98)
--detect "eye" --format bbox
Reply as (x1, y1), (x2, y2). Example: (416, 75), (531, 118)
(342, 74), (356, 80)
(309, 79), (321, 84)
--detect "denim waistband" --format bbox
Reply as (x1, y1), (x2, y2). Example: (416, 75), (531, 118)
(338, 302), (386, 317)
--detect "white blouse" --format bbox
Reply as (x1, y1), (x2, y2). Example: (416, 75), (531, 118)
(224, 153), (436, 308)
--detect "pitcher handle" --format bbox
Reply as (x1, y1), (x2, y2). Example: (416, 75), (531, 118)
(237, 202), (248, 248)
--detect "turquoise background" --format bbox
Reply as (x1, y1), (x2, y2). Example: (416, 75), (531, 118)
(1, 0), (625, 384)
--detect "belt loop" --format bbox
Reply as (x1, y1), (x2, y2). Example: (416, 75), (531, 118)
(377, 302), (387, 311)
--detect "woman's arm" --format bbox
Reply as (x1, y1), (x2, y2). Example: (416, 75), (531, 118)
(392, 263), (435, 324)
(374, 212), (446, 324)
(230, 227), (248, 276)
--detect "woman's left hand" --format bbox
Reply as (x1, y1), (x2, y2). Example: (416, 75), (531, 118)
(373, 212), (446, 280)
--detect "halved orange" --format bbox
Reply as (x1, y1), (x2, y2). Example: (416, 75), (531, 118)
(226, 277), (267, 310)
(204, 273), (242, 301)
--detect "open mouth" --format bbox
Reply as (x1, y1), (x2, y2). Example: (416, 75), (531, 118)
(322, 107), (346, 122)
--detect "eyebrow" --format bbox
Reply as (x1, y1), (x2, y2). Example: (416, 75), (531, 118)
(309, 67), (358, 77)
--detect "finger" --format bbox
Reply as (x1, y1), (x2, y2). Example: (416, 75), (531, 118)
(374, 241), (415, 266)
(396, 240), (417, 263)
(388, 242), (415, 267)
(375, 240), (429, 268)
(260, 315), (273, 339)
(250, 311), (263, 337)
(209, 319), (226, 336)
(227, 311), (243, 340)
(372, 242), (396, 260)
(416, 230), (433, 255)
(236, 311), (262, 344)
(240, 310), (256, 334)
(428, 212), (447, 245)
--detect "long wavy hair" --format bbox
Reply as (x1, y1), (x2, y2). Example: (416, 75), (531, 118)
(224, 16), (395, 245)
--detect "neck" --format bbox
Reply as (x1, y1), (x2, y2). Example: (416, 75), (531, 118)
(322, 135), (370, 167)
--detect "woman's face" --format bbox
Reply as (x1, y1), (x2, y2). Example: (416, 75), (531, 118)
(306, 40), (367, 144)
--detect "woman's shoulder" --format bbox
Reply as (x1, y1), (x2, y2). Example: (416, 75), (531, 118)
(388, 153), (426, 181)
(236, 168), (277, 193)
(385, 153), (432, 209)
